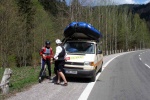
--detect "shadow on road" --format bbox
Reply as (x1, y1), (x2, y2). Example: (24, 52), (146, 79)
(51, 75), (90, 83)
(67, 77), (90, 83)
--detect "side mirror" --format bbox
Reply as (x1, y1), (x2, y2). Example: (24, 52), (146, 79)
(97, 50), (102, 54)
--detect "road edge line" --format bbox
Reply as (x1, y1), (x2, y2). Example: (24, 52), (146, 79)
(78, 52), (129, 100)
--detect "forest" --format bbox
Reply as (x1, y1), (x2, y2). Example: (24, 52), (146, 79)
(0, 0), (150, 67)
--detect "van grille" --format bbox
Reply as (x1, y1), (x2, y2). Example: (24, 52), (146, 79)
(65, 62), (84, 65)
(64, 67), (83, 70)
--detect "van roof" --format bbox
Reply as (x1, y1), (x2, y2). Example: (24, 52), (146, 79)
(63, 38), (100, 43)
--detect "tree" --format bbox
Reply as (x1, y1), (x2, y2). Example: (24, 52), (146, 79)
(0, 0), (24, 67)
(15, 0), (35, 66)
(39, 0), (59, 16)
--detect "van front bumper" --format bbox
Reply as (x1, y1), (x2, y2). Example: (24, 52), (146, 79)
(63, 68), (95, 78)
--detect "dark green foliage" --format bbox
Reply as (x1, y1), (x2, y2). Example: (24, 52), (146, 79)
(39, 0), (68, 16)
(0, 0), (150, 67)
(132, 3), (150, 30)
(119, 3), (150, 30)
(39, 0), (58, 16)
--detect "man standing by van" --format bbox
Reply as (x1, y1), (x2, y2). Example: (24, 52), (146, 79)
(54, 39), (68, 86)
(39, 41), (54, 83)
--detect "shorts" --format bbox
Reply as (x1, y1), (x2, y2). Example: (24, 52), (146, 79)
(55, 60), (65, 72)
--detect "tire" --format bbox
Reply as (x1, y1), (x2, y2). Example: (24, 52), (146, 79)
(99, 66), (102, 72)
(98, 62), (103, 72)
(90, 71), (96, 82)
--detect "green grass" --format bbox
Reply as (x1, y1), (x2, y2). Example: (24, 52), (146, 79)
(9, 67), (39, 92)
(0, 68), (4, 80)
(0, 64), (55, 99)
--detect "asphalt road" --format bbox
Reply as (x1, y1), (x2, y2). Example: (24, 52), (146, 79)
(7, 50), (150, 100)
(88, 50), (150, 100)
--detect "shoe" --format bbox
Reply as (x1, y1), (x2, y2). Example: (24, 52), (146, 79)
(62, 82), (68, 86)
(54, 82), (60, 85)
(48, 76), (52, 80)
(39, 77), (41, 83)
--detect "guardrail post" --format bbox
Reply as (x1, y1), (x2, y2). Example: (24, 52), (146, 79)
(0, 68), (12, 94)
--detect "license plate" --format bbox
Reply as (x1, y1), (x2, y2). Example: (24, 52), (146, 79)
(65, 70), (77, 74)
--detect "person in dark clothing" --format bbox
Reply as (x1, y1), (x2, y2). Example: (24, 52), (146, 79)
(54, 39), (68, 86)
(39, 41), (54, 83)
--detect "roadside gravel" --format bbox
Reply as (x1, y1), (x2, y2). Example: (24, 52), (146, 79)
(7, 53), (125, 100)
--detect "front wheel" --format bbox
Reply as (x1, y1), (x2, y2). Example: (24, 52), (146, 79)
(90, 71), (96, 82)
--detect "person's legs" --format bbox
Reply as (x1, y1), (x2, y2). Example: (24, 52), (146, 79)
(58, 60), (68, 85)
(39, 59), (46, 83)
(58, 71), (67, 83)
(46, 59), (51, 79)
(57, 71), (61, 83)
(54, 61), (58, 76)
(54, 61), (59, 81)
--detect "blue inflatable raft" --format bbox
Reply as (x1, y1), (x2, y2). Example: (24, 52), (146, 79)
(64, 22), (102, 40)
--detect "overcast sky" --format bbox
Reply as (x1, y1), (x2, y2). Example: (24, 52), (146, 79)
(114, 0), (150, 4)
(66, 0), (150, 5)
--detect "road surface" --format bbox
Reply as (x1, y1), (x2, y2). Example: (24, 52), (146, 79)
(88, 50), (150, 100)
(7, 50), (150, 100)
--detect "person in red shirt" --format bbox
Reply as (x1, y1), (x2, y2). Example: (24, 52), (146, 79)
(39, 41), (54, 83)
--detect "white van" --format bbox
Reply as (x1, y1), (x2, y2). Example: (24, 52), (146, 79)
(63, 39), (103, 82)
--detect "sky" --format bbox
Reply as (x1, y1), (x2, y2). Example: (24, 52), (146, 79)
(117, 0), (150, 4)
(66, 0), (150, 5)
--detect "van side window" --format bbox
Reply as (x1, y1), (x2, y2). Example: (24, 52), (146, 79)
(96, 43), (101, 54)
(96, 44), (98, 53)
(98, 44), (100, 51)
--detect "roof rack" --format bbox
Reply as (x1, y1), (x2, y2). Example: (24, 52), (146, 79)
(62, 37), (100, 44)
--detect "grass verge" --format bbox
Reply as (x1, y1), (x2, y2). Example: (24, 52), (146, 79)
(0, 64), (55, 99)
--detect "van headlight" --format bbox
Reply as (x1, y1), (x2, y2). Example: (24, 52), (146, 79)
(84, 61), (94, 66)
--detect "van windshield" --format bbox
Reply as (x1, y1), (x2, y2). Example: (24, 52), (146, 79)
(64, 42), (95, 54)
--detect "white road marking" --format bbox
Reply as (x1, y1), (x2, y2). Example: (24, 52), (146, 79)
(145, 64), (150, 69)
(78, 53), (129, 100)
(139, 58), (141, 60)
(139, 55), (140, 57)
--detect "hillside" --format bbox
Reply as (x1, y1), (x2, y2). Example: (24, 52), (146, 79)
(132, 3), (150, 21)
(114, 3), (150, 22)
(121, 3), (150, 29)
(132, 2), (150, 29)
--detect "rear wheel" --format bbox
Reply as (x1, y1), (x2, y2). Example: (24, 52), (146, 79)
(98, 62), (103, 72)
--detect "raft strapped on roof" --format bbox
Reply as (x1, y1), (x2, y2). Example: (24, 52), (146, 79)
(64, 22), (102, 40)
